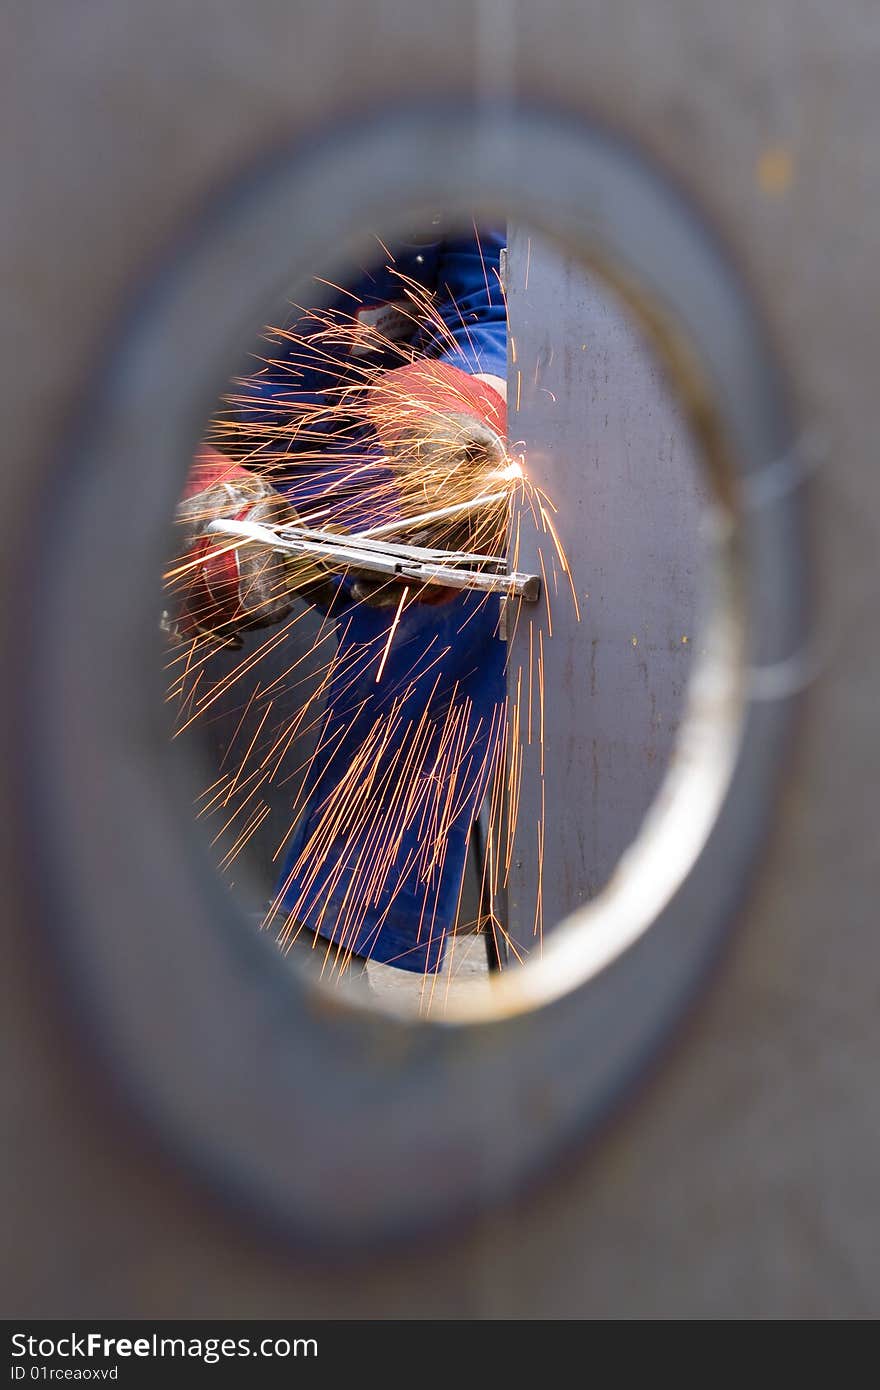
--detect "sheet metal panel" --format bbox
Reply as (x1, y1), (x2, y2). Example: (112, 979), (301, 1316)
(505, 228), (708, 956)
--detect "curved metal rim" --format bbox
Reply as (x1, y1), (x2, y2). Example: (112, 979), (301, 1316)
(17, 103), (808, 1249)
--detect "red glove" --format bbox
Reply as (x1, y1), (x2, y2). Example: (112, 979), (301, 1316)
(363, 362), (508, 565)
(365, 360), (506, 473)
(170, 446), (313, 640)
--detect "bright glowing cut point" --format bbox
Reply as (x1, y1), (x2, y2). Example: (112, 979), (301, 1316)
(493, 458), (525, 483)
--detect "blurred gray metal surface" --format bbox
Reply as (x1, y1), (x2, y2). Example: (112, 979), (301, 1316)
(506, 231), (708, 954)
(5, 98), (805, 1278)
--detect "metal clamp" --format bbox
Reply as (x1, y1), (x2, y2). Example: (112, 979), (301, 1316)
(208, 515), (543, 601)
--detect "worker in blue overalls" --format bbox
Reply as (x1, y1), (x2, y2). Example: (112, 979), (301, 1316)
(173, 227), (507, 979)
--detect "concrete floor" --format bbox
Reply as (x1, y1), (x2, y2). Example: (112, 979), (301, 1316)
(365, 929), (492, 1016)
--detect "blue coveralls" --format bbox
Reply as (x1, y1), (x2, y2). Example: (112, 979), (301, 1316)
(236, 230), (507, 973)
